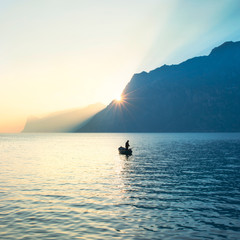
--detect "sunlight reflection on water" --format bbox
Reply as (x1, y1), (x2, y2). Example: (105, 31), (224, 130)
(0, 133), (240, 239)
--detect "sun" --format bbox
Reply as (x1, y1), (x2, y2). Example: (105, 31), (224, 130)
(115, 95), (122, 102)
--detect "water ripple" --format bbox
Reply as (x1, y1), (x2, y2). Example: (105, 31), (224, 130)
(0, 133), (240, 239)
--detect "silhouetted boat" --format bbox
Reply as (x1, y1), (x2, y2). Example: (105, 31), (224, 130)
(118, 146), (132, 155)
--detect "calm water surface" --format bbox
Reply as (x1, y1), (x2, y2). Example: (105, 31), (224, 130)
(0, 133), (240, 239)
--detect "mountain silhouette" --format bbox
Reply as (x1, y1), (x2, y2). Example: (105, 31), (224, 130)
(22, 103), (105, 132)
(77, 41), (240, 132)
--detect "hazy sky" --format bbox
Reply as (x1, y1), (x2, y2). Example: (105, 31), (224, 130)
(1, 0), (240, 132)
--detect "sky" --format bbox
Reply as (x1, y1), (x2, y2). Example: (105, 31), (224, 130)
(1, 0), (240, 133)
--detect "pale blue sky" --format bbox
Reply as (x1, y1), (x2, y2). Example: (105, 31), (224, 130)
(0, 0), (240, 132)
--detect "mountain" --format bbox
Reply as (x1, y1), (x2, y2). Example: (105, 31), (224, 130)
(22, 103), (105, 132)
(77, 41), (240, 132)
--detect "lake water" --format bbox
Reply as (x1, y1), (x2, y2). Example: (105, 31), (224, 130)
(0, 133), (240, 239)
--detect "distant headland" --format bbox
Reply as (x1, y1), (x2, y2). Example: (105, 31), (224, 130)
(22, 103), (105, 133)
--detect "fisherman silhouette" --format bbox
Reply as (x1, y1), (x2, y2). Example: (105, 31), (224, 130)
(125, 140), (130, 150)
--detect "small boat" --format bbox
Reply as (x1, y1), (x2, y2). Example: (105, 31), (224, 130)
(118, 146), (132, 155)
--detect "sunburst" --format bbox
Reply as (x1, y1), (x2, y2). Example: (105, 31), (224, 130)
(115, 95), (122, 102)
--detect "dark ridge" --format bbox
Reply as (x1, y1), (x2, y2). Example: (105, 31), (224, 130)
(78, 41), (240, 132)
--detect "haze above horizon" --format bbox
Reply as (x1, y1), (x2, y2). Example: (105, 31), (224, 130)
(1, 0), (240, 133)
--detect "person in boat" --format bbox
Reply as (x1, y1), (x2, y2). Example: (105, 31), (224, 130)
(125, 140), (130, 150)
